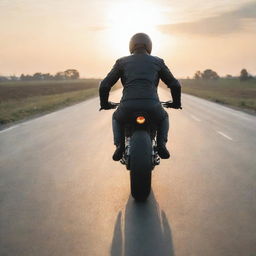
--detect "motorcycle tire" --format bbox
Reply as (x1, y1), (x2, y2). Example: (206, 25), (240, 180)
(129, 130), (152, 201)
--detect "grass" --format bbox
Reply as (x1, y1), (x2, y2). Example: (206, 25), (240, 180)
(2, 77), (254, 126)
(179, 78), (256, 113)
(0, 79), (101, 125)
(0, 79), (100, 101)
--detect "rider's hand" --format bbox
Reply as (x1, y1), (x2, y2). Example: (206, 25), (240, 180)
(166, 101), (182, 109)
(100, 101), (117, 110)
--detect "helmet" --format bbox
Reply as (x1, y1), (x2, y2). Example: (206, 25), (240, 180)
(129, 33), (152, 54)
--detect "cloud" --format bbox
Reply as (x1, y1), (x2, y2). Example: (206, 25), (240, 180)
(158, 1), (256, 36)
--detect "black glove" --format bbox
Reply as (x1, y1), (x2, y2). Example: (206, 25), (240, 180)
(100, 101), (118, 111)
(164, 101), (182, 109)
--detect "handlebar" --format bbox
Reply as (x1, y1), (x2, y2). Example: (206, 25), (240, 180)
(99, 102), (119, 111)
(161, 101), (182, 109)
(100, 101), (182, 110)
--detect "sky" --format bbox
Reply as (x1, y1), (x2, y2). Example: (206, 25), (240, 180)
(0, 0), (256, 78)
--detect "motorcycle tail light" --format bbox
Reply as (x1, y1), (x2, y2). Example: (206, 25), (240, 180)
(136, 116), (146, 124)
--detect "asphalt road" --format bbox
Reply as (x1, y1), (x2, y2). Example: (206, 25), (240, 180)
(0, 88), (256, 256)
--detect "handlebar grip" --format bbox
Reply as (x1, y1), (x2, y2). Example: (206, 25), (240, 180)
(161, 101), (182, 109)
(99, 102), (119, 111)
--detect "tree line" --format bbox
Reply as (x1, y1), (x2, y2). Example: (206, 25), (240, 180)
(1, 68), (254, 82)
(193, 68), (254, 81)
(0, 69), (80, 82)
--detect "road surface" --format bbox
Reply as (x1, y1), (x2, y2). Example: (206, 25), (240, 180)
(0, 88), (256, 256)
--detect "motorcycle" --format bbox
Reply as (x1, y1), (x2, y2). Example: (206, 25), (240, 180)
(102, 101), (180, 201)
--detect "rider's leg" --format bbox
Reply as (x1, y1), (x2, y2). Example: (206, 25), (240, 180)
(157, 115), (169, 144)
(157, 112), (170, 159)
(112, 116), (122, 146)
(112, 115), (125, 161)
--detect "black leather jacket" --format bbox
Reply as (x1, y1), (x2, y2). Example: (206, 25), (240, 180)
(99, 53), (181, 106)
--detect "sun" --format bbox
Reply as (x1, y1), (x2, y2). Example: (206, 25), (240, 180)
(105, 1), (166, 56)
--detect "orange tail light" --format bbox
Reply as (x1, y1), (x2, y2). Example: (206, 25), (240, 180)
(136, 116), (146, 124)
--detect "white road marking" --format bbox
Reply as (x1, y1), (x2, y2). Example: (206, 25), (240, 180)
(184, 94), (256, 123)
(190, 114), (201, 122)
(217, 131), (233, 141)
(0, 125), (19, 134)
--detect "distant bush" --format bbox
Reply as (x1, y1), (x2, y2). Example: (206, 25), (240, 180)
(240, 69), (249, 81)
(193, 69), (219, 80)
(239, 68), (254, 81)
(193, 69), (255, 81)
(0, 76), (8, 82)
(20, 69), (80, 81)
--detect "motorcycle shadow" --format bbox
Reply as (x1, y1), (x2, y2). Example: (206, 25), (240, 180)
(110, 192), (175, 256)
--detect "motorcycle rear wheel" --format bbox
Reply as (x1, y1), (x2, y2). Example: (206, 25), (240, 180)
(129, 130), (152, 201)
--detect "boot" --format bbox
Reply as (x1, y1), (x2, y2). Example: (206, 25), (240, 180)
(112, 144), (124, 161)
(157, 116), (170, 159)
(157, 143), (170, 159)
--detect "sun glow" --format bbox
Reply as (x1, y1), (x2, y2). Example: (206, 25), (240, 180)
(105, 1), (167, 56)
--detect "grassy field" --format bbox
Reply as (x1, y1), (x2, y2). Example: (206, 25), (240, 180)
(0, 79), (102, 125)
(180, 78), (256, 113)
(1, 77), (255, 126)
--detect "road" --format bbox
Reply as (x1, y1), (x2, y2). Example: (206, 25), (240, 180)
(0, 88), (256, 256)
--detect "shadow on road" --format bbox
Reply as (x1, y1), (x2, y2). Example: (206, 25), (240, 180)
(110, 192), (175, 256)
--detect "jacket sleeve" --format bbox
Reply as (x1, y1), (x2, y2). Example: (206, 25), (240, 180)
(159, 59), (181, 104)
(99, 60), (121, 106)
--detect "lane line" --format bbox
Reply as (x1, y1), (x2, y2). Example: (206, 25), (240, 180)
(183, 94), (256, 123)
(190, 114), (201, 122)
(217, 131), (233, 141)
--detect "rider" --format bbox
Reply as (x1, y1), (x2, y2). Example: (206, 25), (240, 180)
(99, 33), (181, 161)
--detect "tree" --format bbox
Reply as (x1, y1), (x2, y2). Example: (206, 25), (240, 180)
(194, 71), (202, 80)
(18, 70), (80, 81)
(240, 69), (249, 81)
(20, 74), (33, 81)
(10, 75), (18, 81)
(0, 76), (8, 82)
(55, 72), (66, 80)
(42, 73), (54, 80)
(64, 69), (80, 79)
(201, 69), (219, 80)
(33, 72), (44, 80)
(20, 74), (26, 80)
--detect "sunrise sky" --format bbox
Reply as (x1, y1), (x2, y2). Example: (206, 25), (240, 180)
(0, 0), (256, 78)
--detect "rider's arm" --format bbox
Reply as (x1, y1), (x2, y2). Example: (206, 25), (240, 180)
(99, 60), (121, 107)
(159, 59), (181, 106)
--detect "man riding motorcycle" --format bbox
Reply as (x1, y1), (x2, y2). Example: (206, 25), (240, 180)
(99, 33), (181, 161)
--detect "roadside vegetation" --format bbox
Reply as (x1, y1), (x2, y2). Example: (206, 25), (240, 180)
(1, 67), (255, 126)
(0, 79), (101, 125)
(180, 68), (256, 113)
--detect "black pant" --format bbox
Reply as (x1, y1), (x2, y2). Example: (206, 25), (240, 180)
(112, 99), (169, 146)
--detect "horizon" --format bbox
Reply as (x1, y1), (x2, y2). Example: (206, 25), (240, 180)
(1, 0), (256, 78)
(1, 70), (255, 80)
